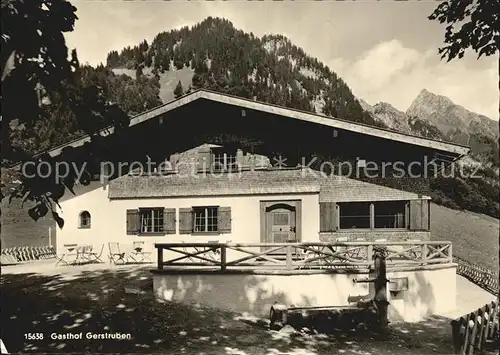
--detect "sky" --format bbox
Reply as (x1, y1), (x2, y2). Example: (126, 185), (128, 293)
(65, 1), (498, 120)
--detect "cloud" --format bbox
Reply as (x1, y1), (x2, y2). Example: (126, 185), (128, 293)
(329, 40), (498, 120)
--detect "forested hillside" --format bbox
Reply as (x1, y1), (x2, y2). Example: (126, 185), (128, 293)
(4, 17), (499, 219)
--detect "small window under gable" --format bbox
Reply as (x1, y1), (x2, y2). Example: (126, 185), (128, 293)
(213, 151), (238, 172)
(79, 211), (91, 229)
(197, 146), (239, 173)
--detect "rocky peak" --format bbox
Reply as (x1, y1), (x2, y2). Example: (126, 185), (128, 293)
(406, 89), (498, 140)
(360, 99), (411, 133)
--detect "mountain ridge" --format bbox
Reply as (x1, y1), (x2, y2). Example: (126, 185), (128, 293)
(103, 16), (499, 218)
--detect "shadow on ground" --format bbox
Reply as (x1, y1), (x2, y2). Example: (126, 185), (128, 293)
(0, 266), (466, 355)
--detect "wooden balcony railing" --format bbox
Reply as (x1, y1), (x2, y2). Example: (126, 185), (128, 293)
(154, 241), (453, 271)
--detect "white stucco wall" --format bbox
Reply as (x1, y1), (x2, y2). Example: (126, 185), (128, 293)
(152, 264), (457, 323)
(55, 184), (320, 259)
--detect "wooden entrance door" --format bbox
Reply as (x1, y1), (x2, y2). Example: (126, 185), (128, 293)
(264, 203), (297, 252)
(270, 209), (295, 243)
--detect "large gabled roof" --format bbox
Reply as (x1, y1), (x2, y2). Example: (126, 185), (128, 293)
(28, 88), (471, 161)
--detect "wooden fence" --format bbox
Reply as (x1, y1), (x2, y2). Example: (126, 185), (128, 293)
(451, 300), (499, 354)
(154, 241), (453, 271)
(454, 256), (499, 295)
(1, 246), (56, 263)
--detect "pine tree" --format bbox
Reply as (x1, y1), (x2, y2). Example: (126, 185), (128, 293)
(174, 80), (184, 98)
(135, 65), (143, 78)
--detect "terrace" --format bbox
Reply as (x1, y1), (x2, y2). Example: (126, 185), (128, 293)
(152, 241), (457, 324)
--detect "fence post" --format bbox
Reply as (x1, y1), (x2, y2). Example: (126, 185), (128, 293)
(468, 310), (480, 354)
(220, 245), (226, 272)
(286, 245), (293, 270)
(367, 244), (373, 267)
(422, 243), (428, 265)
(157, 247), (163, 270)
(448, 243), (453, 262)
(451, 319), (462, 354)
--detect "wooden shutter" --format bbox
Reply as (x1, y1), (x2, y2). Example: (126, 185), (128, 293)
(319, 202), (337, 232)
(218, 207), (232, 233)
(409, 200), (429, 231)
(179, 208), (193, 234)
(163, 208), (176, 234)
(126, 209), (140, 235)
(197, 148), (213, 172)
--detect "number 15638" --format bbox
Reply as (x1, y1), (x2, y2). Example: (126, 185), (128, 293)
(24, 333), (44, 340)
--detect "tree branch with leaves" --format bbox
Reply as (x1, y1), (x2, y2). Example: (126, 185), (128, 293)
(429, 0), (499, 143)
(1, 0), (131, 227)
(429, 0), (499, 61)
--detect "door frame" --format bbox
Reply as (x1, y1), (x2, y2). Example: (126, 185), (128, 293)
(260, 200), (302, 247)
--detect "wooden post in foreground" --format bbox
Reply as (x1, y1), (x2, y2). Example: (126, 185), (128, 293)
(157, 247), (163, 270)
(354, 245), (390, 332)
(373, 247), (389, 333)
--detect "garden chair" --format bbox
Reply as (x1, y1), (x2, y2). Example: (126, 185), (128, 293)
(129, 241), (153, 263)
(205, 240), (222, 262)
(88, 244), (105, 263)
(108, 242), (127, 265)
(75, 245), (94, 264)
(56, 244), (78, 266)
(181, 241), (222, 264)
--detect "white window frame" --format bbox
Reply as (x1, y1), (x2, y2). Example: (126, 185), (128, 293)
(140, 208), (164, 234)
(213, 152), (237, 172)
(79, 211), (91, 229)
(193, 206), (219, 233)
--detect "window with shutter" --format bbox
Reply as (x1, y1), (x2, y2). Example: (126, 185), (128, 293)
(139, 207), (165, 234)
(163, 208), (176, 234)
(193, 206), (219, 232)
(179, 208), (193, 234)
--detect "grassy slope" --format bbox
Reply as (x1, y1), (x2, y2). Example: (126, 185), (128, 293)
(1, 199), (56, 249)
(430, 203), (499, 272)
